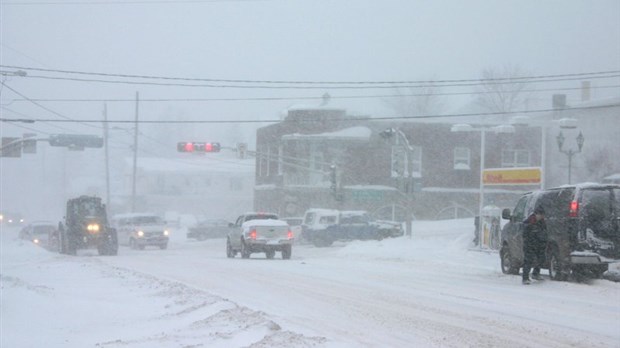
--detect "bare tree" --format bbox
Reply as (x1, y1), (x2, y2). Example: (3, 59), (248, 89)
(383, 79), (445, 118)
(475, 65), (533, 123)
(583, 144), (620, 182)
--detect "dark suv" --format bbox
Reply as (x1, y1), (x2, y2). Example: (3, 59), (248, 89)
(500, 183), (620, 280)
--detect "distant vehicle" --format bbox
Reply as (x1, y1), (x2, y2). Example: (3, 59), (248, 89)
(226, 212), (293, 259)
(58, 195), (118, 256)
(111, 213), (169, 250)
(19, 221), (57, 248)
(500, 183), (620, 280)
(301, 208), (339, 247)
(1, 211), (25, 225)
(281, 217), (303, 242)
(302, 209), (403, 247)
(187, 219), (232, 240)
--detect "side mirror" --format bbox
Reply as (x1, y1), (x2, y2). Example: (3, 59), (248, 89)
(501, 208), (512, 220)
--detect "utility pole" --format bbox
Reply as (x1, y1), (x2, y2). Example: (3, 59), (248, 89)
(103, 103), (111, 209)
(131, 92), (139, 212)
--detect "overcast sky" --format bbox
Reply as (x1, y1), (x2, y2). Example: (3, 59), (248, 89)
(2, 0), (620, 136)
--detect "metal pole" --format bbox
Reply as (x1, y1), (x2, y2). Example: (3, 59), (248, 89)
(397, 129), (413, 239)
(103, 103), (111, 209)
(131, 92), (139, 213)
(568, 151), (573, 185)
(478, 130), (486, 248)
(541, 126), (546, 189)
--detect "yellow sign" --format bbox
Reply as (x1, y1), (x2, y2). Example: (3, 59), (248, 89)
(483, 167), (541, 185)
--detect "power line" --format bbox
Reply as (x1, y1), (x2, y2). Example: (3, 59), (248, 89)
(1, 106), (84, 133)
(15, 73), (620, 90)
(3, 64), (619, 87)
(5, 85), (620, 103)
(3, 103), (618, 124)
(0, 81), (103, 130)
(1, 0), (269, 5)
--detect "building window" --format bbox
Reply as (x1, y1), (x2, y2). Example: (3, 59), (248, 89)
(454, 147), (471, 170)
(391, 145), (422, 178)
(308, 148), (325, 185)
(258, 146), (269, 177)
(501, 149), (530, 167)
(278, 145), (283, 176)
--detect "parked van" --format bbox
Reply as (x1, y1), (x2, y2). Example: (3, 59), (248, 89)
(500, 183), (620, 280)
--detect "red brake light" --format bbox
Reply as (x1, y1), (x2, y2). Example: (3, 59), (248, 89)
(569, 200), (579, 217)
(184, 142), (194, 152)
(287, 230), (293, 239)
(249, 229), (257, 239)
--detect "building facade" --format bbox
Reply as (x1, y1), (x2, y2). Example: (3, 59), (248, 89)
(253, 107), (545, 220)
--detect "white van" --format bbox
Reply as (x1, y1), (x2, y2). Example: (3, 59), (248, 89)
(111, 213), (169, 250)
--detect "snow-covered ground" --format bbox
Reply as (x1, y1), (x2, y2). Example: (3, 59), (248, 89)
(2, 219), (620, 348)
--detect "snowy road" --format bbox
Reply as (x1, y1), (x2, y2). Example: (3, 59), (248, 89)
(3, 219), (620, 347)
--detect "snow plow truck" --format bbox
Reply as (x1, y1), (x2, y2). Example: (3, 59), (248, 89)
(58, 195), (118, 256)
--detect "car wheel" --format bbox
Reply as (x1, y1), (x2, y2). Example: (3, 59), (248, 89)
(282, 245), (292, 260)
(549, 249), (567, 281)
(159, 243), (168, 250)
(129, 238), (136, 250)
(500, 247), (519, 275)
(241, 240), (250, 259)
(266, 250), (275, 259)
(226, 238), (235, 258)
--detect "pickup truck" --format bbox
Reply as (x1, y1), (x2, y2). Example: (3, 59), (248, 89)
(226, 212), (294, 259)
(302, 209), (403, 247)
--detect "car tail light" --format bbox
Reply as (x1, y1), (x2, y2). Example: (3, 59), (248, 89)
(287, 230), (293, 239)
(249, 229), (257, 239)
(569, 200), (579, 217)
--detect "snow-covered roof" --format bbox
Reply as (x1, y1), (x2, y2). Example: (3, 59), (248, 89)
(242, 219), (288, 227)
(282, 126), (372, 141)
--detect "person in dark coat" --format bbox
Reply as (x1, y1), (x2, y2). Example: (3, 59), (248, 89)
(522, 205), (548, 284)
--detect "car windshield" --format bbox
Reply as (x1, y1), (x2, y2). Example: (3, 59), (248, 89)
(130, 216), (162, 225)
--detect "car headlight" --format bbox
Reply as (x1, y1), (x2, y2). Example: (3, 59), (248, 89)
(137, 230), (144, 237)
(33, 238), (40, 244)
(163, 230), (169, 236)
(87, 224), (100, 233)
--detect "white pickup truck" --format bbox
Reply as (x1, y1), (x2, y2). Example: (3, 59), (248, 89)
(226, 212), (294, 259)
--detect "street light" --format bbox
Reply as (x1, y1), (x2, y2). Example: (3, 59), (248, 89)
(510, 116), (578, 189)
(451, 123), (515, 248)
(380, 127), (414, 238)
(556, 130), (584, 184)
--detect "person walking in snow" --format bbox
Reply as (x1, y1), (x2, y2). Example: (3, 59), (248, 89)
(522, 205), (548, 285)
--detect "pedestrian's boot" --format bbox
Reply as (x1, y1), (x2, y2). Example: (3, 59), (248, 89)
(532, 274), (543, 281)
(522, 278), (531, 285)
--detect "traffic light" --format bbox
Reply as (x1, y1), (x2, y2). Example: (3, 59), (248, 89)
(329, 165), (337, 193)
(177, 142), (221, 153)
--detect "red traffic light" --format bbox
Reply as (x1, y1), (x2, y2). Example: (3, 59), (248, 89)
(177, 142), (221, 153)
